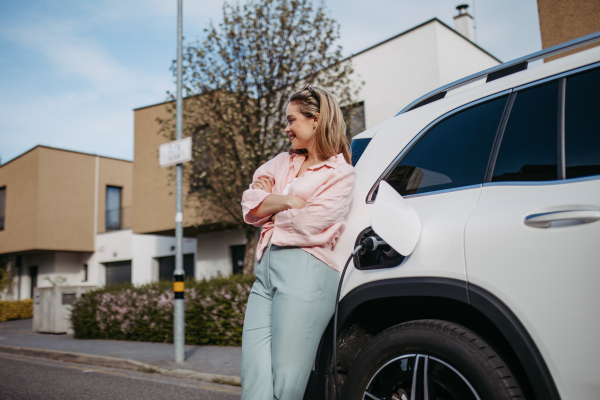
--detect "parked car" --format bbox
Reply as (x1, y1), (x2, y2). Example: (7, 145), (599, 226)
(304, 32), (600, 400)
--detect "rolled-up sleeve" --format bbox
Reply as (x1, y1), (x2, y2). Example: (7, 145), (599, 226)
(271, 164), (356, 246)
(241, 156), (279, 227)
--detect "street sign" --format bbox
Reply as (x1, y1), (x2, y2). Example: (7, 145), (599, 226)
(159, 137), (192, 168)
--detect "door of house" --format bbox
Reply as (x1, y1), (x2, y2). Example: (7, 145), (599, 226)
(158, 254), (194, 280)
(104, 260), (132, 285)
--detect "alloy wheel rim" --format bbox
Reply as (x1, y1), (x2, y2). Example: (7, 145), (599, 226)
(362, 354), (481, 400)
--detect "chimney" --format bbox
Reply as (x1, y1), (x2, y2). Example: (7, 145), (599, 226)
(454, 4), (475, 42)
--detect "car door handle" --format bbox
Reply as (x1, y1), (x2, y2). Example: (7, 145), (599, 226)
(524, 210), (600, 228)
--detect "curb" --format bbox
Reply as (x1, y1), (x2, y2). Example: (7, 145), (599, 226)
(0, 345), (241, 387)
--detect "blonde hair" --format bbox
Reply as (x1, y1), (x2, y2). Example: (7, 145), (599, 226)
(287, 86), (351, 164)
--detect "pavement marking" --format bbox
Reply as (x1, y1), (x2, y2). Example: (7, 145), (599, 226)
(198, 385), (242, 394)
(0, 354), (27, 361)
(67, 365), (126, 376)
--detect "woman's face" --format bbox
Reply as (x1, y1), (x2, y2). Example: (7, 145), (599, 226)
(285, 102), (318, 151)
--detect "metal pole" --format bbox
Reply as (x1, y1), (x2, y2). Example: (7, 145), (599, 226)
(174, 0), (185, 364)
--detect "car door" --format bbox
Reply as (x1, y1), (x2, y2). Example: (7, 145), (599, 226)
(347, 93), (510, 288)
(465, 66), (600, 400)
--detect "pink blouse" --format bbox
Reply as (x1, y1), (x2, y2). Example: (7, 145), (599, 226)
(241, 152), (356, 272)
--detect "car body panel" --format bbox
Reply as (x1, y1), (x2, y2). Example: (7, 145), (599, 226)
(465, 178), (600, 399)
(326, 43), (600, 399)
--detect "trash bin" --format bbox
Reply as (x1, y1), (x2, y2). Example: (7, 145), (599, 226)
(33, 286), (95, 334)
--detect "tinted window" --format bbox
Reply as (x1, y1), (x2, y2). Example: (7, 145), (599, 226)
(492, 81), (558, 182)
(384, 96), (508, 196)
(565, 67), (600, 178)
(351, 138), (371, 166)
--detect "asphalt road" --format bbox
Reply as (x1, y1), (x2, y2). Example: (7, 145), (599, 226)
(0, 353), (241, 400)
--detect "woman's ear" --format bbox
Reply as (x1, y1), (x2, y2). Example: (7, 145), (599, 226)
(312, 113), (319, 129)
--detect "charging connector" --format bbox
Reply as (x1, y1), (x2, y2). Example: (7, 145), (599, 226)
(333, 236), (387, 399)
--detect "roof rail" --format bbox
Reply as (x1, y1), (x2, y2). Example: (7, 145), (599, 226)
(396, 30), (600, 116)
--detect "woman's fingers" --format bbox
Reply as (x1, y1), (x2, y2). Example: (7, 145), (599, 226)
(257, 176), (273, 193)
(251, 176), (273, 192)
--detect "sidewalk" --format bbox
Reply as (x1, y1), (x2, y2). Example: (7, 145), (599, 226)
(0, 319), (241, 384)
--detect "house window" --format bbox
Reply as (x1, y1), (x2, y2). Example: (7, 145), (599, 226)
(231, 245), (245, 275)
(0, 186), (5, 231)
(106, 186), (122, 231)
(82, 264), (88, 282)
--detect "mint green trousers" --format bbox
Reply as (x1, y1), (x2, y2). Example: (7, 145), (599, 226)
(241, 242), (340, 400)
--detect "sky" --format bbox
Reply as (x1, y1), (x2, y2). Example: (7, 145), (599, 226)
(0, 0), (542, 163)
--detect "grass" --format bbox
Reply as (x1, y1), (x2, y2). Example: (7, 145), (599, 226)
(212, 377), (241, 387)
(137, 367), (157, 374)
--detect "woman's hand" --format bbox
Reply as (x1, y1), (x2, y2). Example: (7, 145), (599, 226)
(252, 176), (273, 193)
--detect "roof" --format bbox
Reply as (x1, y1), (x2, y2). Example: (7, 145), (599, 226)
(346, 18), (501, 63)
(0, 145), (132, 169)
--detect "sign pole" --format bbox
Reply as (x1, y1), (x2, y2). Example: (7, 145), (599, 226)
(174, 0), (185, 364)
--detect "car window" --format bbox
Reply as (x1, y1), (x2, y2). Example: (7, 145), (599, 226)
(492, 81), (559, 182)
(565, 67), (600, 179)
(383, 96), (508, 196)
(351, 138), (371, 167)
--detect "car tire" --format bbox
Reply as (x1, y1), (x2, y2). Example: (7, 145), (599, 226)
(341, 319), (524, 400)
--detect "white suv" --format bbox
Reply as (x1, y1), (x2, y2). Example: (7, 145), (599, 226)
(304, 32), (600, 400)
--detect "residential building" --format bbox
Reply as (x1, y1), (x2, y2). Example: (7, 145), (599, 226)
(0, 146), (196, 300)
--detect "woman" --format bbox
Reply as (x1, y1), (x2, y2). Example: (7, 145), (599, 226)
(240, 85), (356, 399)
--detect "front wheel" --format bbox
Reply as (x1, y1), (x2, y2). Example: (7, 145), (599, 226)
(341, 319), (524, 400)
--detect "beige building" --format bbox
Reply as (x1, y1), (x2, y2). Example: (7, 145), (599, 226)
(537, 0), (600, 56)
(0, 146), (130, 298)
(0, 146), (197, 300)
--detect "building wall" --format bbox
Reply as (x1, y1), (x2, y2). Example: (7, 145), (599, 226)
(132, 103), (202, 235)
(434, 22), (500, 88)
(196, 230), (246, 279)
(131, 234), (196, 284)
(35, 147), (96, 252)
(0, 146), (134, 255)
(14, 252), (90, 299)
(537, 0), (600, 59)
(94, 229), (197, 286)
(349, 20), (499, 129)
(0, 149), (38, 254)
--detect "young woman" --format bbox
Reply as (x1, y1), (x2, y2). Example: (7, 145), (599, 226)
(240, 85), (356, 399)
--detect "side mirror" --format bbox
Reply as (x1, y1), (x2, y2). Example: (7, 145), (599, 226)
(371, 181), (421, 256)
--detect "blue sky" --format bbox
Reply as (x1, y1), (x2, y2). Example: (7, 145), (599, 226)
(0, 0), (541, 163)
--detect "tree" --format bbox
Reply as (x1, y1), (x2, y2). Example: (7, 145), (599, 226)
(160, 0), (360, 275)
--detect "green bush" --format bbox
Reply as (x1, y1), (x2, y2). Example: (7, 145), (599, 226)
(0, 299), (33, 322)
(71, 275), (255, 346)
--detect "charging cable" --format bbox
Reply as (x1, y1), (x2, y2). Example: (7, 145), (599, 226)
(333, 236), (387, 400)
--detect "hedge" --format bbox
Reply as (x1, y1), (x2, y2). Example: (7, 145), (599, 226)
(0, 299), (34, 322)
(71, 275), (255, 346)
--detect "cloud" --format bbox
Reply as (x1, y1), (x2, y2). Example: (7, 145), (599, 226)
(0, 5), (172, 162)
